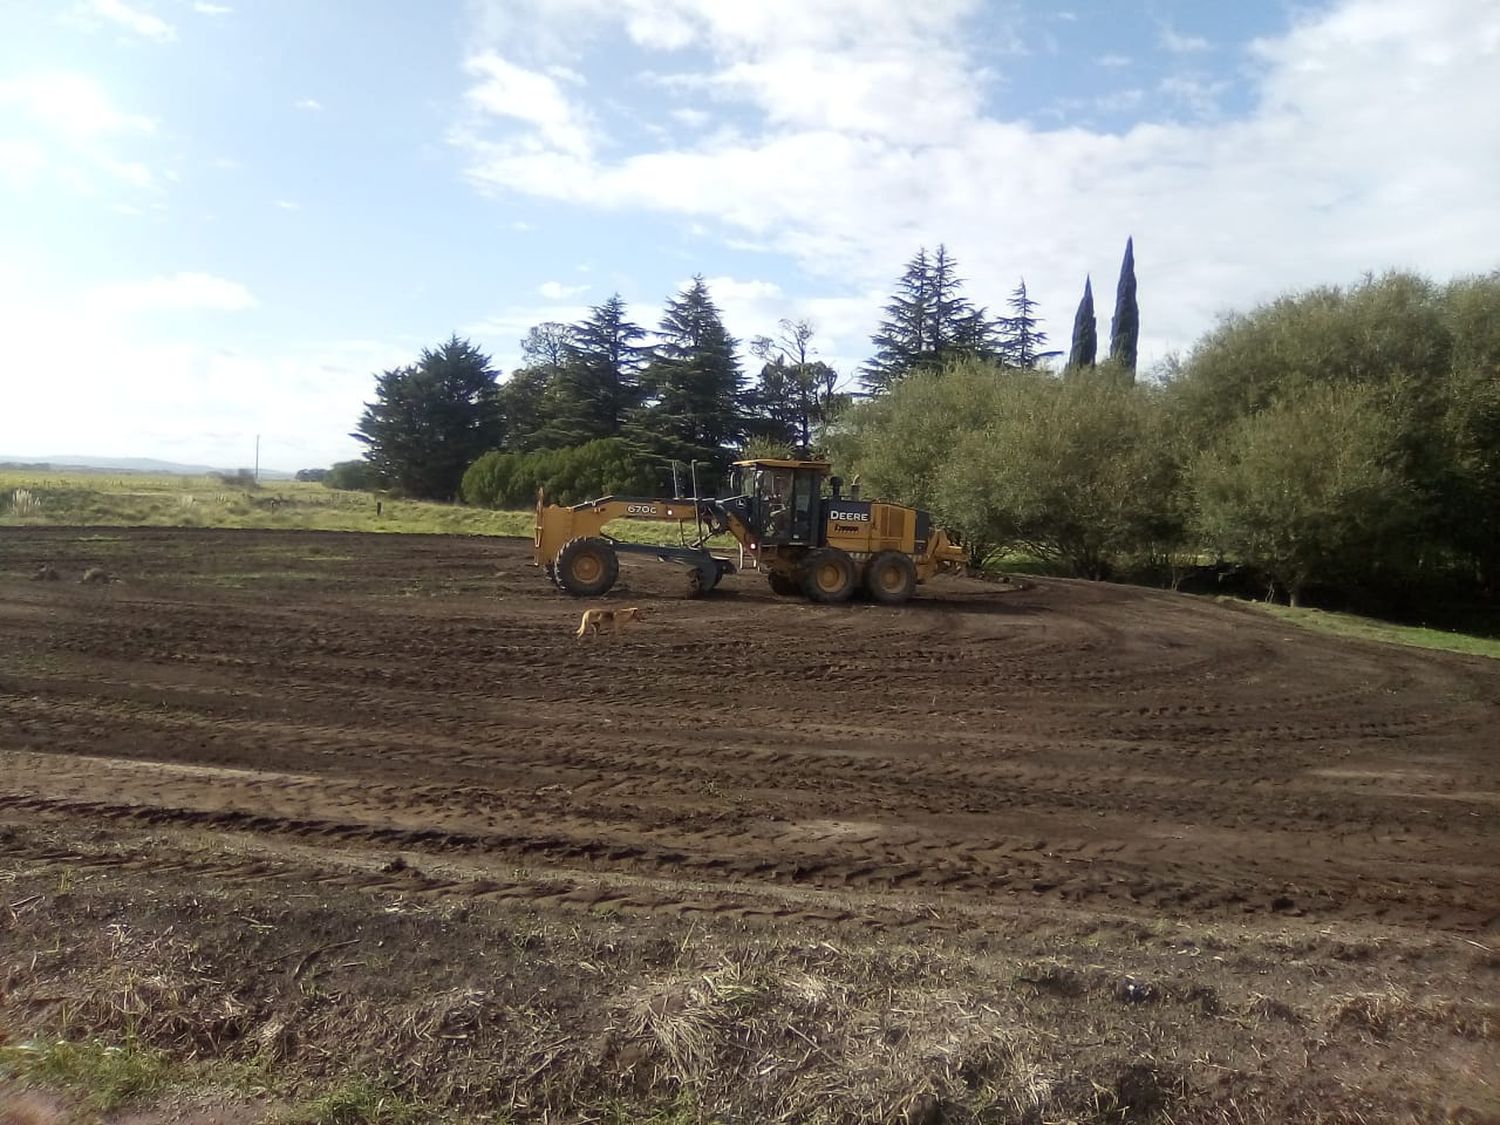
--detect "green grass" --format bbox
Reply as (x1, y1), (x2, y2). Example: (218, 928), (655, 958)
(0, 1036), (177, 1112)
(275, 1074), (435, 1125)
(1255, 602), (1500, 660)
(0, 472), (527, 536)
(0, 1037), (444, 1124)
(0, 470), (734, 549)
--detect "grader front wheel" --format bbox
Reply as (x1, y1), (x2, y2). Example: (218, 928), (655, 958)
(554, 536), (620, 597)
(864, 550), (917, 605)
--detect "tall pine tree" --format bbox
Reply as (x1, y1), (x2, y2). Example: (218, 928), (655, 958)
(997, 278), (1059, 369)
(629, 277), (745, 472)
(1109, 237), (1139, 380)
(544, 295), (647, 445)
(863, 245), (994, 391)
(1068, 275), (1098, 370)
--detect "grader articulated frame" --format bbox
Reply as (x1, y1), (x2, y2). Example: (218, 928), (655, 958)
(532, 458), (967, 604)
(532, 491), (734, 598)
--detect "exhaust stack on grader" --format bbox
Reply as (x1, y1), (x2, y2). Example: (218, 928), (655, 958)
(533, 457), (966, 604)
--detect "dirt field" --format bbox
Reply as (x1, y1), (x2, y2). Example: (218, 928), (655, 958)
(2, 527), (1497, 1123)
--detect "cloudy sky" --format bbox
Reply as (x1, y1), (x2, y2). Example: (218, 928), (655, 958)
(2, 0), (1497, 470)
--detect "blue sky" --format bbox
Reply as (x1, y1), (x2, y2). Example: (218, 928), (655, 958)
(2, 0), (1498, 470)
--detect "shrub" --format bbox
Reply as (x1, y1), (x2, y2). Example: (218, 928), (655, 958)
(462, 438), (660, 508)
(834, 360), (1184, 575)
(324, 460), (385, 492)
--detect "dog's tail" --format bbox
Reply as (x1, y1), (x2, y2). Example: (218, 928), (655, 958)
(576, 616), (589, 639)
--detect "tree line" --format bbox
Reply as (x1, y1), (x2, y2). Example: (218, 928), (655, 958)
(346, 242), (1129, 502)
(337, 245), (1500, 612)
(837, 270), (1500, 612)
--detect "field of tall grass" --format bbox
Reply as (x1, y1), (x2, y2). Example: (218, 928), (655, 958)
(0, 469), (728, 548)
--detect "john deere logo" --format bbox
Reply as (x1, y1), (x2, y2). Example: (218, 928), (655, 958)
(828, 509), (869, 522)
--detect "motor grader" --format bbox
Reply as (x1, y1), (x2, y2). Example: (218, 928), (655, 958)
(532, 458), (966, 604)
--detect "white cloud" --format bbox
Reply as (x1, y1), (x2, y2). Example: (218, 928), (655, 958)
(623, 8), (696, 50)
(79, 0), (176, 43)
(192, 2), (232, 13)
(711, 47), (978, 145)
(1097, 53), (1131, 68)
(0, 73), (156, 137)
(0, 74), (161, 198)
(273, 199), (300, 210)
(461, 52), (593, 158)
(699, 275), (885, 380)
(455, 0), (1500, 368)
(538, 280), (589, 299)
(88, 273), (258, 314)
(1159, 25), (1210, 53)
(294, 97), (324, 111)
(1158, 74), (1229, 118)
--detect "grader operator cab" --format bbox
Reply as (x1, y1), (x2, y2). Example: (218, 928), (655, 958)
(532, 458), (966, 605)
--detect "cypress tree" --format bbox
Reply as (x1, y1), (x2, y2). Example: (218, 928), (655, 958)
(1069, 275), (1097, 370)
(1109, 237), (1139, 380)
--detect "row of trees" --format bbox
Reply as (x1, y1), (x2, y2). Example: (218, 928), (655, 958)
(1065, 237), (1139, 375)
(836, 271), (1500, 608)
(861, 239), (1139, 390)
(353, 280), (852, 499)
(350, 242), (1132, 501)
(343, 250), (1500, 612)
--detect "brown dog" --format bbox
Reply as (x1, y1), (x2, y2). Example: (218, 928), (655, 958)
(576, 606), (646, 640)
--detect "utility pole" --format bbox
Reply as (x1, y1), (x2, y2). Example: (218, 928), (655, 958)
(254, 434), (260, 484)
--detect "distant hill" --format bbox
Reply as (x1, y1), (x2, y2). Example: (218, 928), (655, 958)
(0, 454), (295, 480)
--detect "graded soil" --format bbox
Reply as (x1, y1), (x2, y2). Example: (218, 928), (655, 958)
(2, 527), (1497, 1123)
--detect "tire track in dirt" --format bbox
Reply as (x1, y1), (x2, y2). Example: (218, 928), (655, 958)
(1, 838), (909, 930)
(3, 527), (1498, 938)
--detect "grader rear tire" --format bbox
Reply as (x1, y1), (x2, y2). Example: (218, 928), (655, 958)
(802, 548), (857, 604)
(554, 537), (620, 597)
(864, 550), (917, 605)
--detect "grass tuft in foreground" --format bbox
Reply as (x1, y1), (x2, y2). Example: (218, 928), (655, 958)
(0, 1036), (175, 1112)
(274, 1074), (433, 1125)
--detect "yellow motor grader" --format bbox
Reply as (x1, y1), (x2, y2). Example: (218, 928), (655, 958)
(532, 458), (966, 604)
